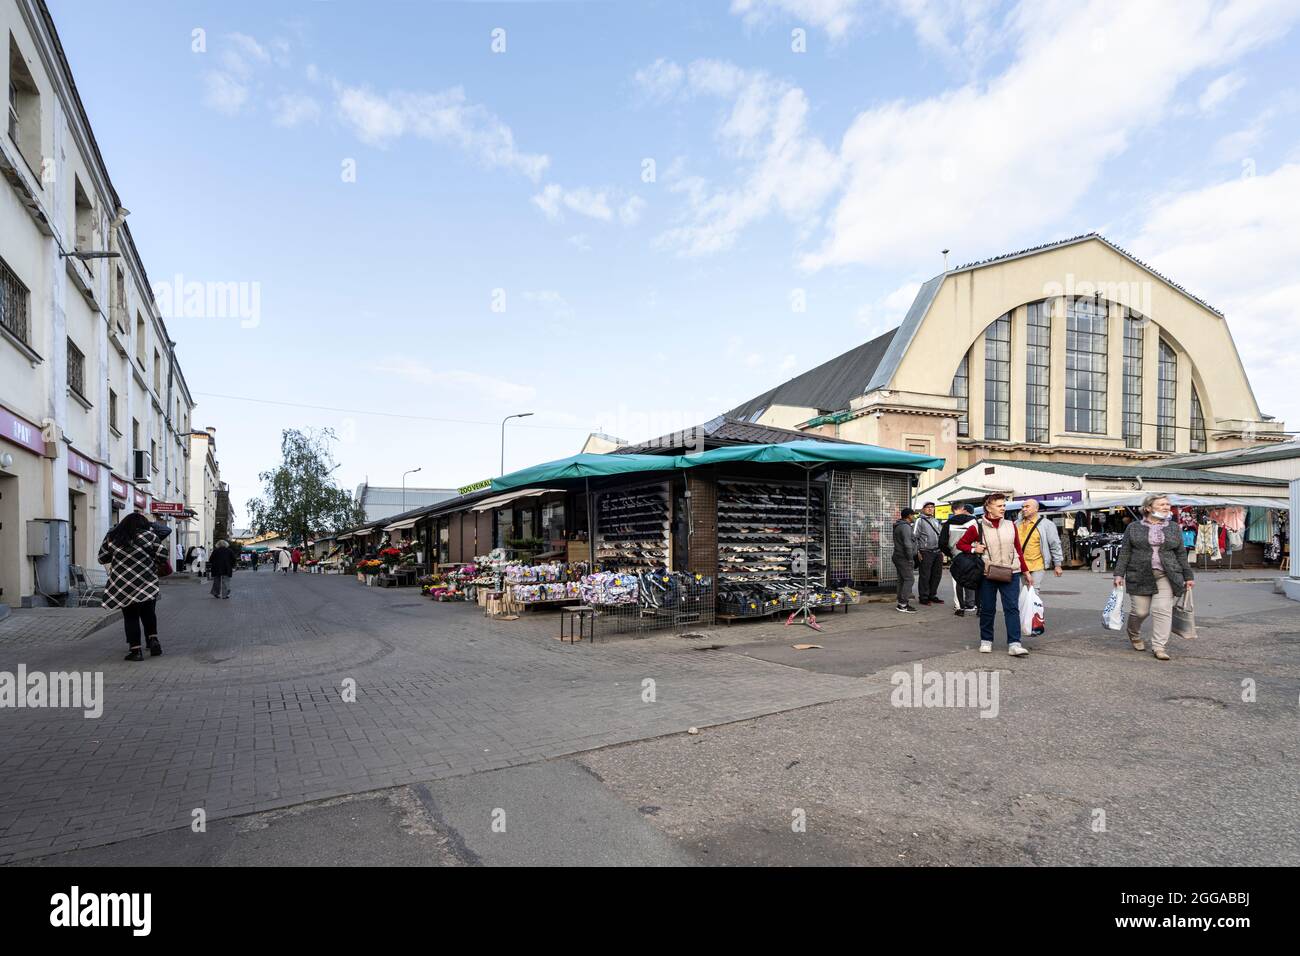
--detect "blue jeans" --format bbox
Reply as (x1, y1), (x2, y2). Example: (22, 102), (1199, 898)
(978, 573), (1021, 645)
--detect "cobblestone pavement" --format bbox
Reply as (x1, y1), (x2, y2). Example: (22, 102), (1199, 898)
(0, 571), (874, 863)
(0, 606), (120, 646)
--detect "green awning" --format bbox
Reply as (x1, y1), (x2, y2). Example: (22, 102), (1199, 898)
(491, 441), (945, 492)
(680, 440), (946, 471)
(491, 452), (684, 491)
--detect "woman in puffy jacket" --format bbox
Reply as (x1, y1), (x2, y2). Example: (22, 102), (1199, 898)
(1113, 493), (1195, 661)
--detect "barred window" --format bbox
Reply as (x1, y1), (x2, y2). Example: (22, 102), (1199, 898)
(67, 337), (86, 399)
(983, 314), (1011, 441)
(1025, 302), (1051, 443)
(1, 255), (29, 344)
(109, 389), (119, 431)
(1158, 340), (1177, 452)
(950, 352), (969, 438)
(1122, 315), (1144, 448)
(1065, 297), (1108, 434)
(1190, 385), (1206, 453)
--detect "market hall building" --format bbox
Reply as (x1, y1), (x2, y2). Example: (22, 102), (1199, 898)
(726, 234), (1287, 486)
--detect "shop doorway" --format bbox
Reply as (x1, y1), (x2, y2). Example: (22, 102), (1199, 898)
(0, 474), (18, 605)
(68, 489), (90, 569)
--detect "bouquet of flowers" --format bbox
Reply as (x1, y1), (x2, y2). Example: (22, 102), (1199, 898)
(379, 547), (402, 567)
(357, 559), (384, 572)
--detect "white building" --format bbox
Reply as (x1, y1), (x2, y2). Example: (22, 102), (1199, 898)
(2, 0), (198, 606)
(186, 426), (221, 551)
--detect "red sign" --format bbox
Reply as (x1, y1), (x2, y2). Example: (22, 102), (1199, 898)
(150, 501), (186, 514)
(67, 447), (100, 483)
(0, 405), (44, 456)
(134, 489), (147, 508)
(110, 475), (130, 499)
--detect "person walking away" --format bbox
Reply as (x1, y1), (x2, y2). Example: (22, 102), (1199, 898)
(892, 508), (919, 613)
(208, 539), (236, 599)
(1113, 493), (1195, 661)
(277, 548), (291, 574)
(98, 511), (169, 661)
(914, 502), (944, 606)
(1017, 498), (1065, 588)
(250, 550), (259, 572)
(193, 544), (208, 580)
(955, 493), (1031, 656)
(291, 547), (302, 573)
(940, 502), (979, 615)
(184, 545), (196, 572)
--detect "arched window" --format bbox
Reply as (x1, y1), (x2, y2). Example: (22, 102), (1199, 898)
(1065, 297), (1108, 434)
(983, 314), (1010, 441)
(1122, 314), (1144, 448)
(1158, 340), (1177, 452)
(1190, 387), (1207, 453)
(950, 353), (969, 437)
(1025, 301), (1051, 443)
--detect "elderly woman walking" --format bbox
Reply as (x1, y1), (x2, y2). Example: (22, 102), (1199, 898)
(98, 511), (170, 661)
(1113, 493), (1195, 661)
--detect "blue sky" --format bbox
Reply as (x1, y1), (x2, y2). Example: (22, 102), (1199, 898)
(48, 0), (1300, 521)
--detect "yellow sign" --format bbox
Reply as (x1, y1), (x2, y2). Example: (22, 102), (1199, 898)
(458, 478), (492, 495)
(934, 504), (953, 520)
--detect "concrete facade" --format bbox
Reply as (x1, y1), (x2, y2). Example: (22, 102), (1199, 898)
(186, 427), (221, 551)
(1, 0), (197, 605)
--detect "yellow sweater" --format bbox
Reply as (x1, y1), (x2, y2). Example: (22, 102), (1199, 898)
(1018, 520), (1044, 572)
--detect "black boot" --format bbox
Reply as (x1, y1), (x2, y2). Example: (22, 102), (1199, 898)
(147, 636), (163, 657)
(124, 646), (143, 661)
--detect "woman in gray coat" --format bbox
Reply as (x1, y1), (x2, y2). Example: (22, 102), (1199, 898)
(1112, 493), (1195, 661)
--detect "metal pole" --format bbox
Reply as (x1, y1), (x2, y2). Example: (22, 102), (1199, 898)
(499, 412), (534, 476)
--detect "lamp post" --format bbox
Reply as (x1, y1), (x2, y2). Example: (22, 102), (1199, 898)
(500, 412), (534, 475)
(402, 467), (421, 512)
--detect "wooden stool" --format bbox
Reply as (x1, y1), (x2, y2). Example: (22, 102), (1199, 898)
(560, 606), (596, 643)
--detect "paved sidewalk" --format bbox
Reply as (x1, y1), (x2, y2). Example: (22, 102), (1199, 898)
(0, 571), (874, 863)
(0, 606), (120, 646)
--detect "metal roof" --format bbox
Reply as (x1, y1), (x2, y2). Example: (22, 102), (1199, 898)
(614, 416), (857, 455)
(1159, 440), (1300, 470)
(725, 328), (898, 422)
(977, 459), (1288, 486)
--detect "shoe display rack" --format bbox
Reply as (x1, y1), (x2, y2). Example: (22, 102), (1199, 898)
(594, 482), (670, 570)
(716, 478), (826, 588)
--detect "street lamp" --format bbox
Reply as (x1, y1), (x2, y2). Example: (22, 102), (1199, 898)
(501, 413), (534, 475)
(402, 467), (421, 512)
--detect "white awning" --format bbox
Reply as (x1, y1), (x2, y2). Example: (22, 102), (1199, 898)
(384, 517), (419, 532)
(471, 488), (550, 512)
(1087, 493), (1291, 510)
(336, 531), (355, 540)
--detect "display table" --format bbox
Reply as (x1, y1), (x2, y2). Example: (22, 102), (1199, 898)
(560, 605), (596, 643)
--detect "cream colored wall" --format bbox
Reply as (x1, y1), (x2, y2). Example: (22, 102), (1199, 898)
(756, 405), (820, 430)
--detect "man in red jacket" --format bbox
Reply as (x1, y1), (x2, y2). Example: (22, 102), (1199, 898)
(955, 492), (1031, 656)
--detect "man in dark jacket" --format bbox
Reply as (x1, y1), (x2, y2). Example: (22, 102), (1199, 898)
(208, 539), (237, 599)
(914, 502), (944, 606)
(892, 508), (918, 613)
(940, 503), (979, 614)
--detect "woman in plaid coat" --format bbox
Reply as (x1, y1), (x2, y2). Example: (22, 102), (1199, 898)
(98, 511), (170, 661)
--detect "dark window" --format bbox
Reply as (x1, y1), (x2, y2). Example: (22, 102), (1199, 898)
(1190, 386), (1207, 453)
(950, 352), (969, 437)
(132, 418), (139, 451)
(1, 254), (29, 344)
(67, 337), (85, 398)
(1123, 315), (1144, 448)
(1158, 339), (1177, 452)
(1065, 297), (1108, 434)
(983, 314), (1011, 441)
(109, 389), (118, 431)
(1025, 302), (1051, 442)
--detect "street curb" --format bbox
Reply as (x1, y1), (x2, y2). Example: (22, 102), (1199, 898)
(84, 609), (123, 638)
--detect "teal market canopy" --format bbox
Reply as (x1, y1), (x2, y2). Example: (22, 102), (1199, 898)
(491, 442), (946, 492)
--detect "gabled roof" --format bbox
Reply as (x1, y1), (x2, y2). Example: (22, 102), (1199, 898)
(615, 416), (857, 456)
(978, 459), (1287, 486)
(1159, 440), (1300, 470)
(725, 328), (898, 422)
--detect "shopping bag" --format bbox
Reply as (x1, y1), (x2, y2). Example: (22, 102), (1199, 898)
(951, 576), (962, 609)
(1171, 588), (1197, 640)
(1101, 586), (1125, 630)
(1020, 585), (1045, 636)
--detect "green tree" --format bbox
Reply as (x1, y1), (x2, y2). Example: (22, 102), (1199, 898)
(246, 429), (364, 548)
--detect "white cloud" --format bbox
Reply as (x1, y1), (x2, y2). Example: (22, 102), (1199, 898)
(368, 358), (537, 405)
(271, 93), (322, 128)
(1126, 162), (1300, 425)
(531, 184), (646, 226)
(729, 0), (862, 41)
(202, 71), (249, 115)
(523, 290), (576, 322)
(1199, 70), (1247, 112)
(619, 195), (647, 226)
(649, 59), (842, 256)
(336, 85), (549, 181)
(802, 0), (1300, 270)
(857, 281), (922, 331)
(633, 58), (684, 101)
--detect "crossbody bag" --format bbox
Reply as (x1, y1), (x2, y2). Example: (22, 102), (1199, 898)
(979, 520), (1017, 584)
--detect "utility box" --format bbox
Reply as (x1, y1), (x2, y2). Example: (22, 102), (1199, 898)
(27, 519), (70, 597)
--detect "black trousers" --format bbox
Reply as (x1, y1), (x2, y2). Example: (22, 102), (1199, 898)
(917, 550), (943, 601)
(121, 599), (158, 647)
(893, 557), (915, 605)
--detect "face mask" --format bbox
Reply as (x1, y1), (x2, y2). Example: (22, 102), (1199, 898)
(1153, 509), (1172, 520)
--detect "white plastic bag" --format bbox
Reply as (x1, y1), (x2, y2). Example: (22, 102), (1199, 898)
(1171, 588), (1197, 640)
(1020, 585), (1045, 636)
(1101, 586), (1125, 631)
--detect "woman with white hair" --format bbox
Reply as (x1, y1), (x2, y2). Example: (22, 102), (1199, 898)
(1112, 493), (1195, 661)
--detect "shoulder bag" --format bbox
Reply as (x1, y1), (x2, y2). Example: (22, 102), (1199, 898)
(981, 520), (1016, 584)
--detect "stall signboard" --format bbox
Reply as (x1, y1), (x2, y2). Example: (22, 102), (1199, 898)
(1013, 490), (1084, 508)
(935, 504), (952, 520)
(1, 405), (45, 456)
(67, 447), (100, 482)
(110, 475), (130, 499)
(150, 501), (186, 515)
(458, 478), (491, 495)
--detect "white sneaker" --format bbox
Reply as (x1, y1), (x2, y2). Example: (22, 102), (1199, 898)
(979, 641), (992, 653)
(1008, 642), (1029, 657)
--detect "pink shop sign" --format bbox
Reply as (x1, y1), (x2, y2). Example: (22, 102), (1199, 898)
(67, 447), (100, 482)
(0, 405), (45, 456)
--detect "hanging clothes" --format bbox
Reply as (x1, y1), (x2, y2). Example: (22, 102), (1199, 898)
(1221, 507), (1246, 533)
(1246, 508), (1272, 544)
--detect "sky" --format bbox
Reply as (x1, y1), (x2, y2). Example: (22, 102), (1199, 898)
(47, 0), (1300, 523)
